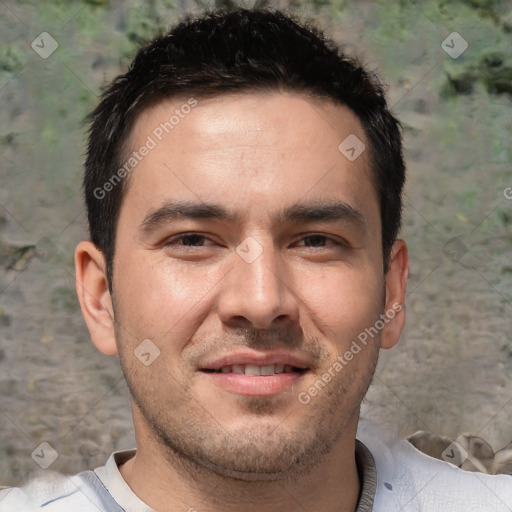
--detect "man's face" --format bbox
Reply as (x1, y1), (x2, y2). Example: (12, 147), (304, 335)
(110, 92), (390, 478)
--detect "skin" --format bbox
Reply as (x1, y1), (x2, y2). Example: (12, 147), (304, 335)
(75, 91), (409, 512)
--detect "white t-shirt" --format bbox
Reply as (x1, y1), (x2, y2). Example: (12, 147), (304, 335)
(1, 420), (511, 511)
(357, 419), (512, 511)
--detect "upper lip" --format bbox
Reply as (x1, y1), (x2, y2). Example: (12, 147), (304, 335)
(199, 350), (311, 370)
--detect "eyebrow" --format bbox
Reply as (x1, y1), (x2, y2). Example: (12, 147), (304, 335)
(139, 199), (366, 233)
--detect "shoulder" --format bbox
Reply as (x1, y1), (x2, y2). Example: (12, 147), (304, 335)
(0, 468), (117, 511)
(0, 471), (91, 511)
(357, 418), (512, 512)
(389, 439), (512, 510)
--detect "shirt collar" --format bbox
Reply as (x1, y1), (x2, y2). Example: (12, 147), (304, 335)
(94, 449), (153, 511)
(96, 443), (377, 512)
(355, 439), (377, 511)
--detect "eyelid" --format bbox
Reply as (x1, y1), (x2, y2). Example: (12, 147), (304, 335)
(162, 232), (350, 249)
(294, 233), (349, 247)
(163, 232), (216, 248)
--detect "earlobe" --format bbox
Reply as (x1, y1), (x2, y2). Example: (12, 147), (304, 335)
(381, 239), (409, 350)
(74, 241), (118, 355)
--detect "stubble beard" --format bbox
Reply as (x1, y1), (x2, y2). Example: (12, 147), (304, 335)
(117, 332), (380, 483)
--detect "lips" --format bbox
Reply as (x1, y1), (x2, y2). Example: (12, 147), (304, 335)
(205, 364), (301, 375)
(203, 363), (302, 375)
(198, 351), (310, 396)
(198, 351), (310, 374)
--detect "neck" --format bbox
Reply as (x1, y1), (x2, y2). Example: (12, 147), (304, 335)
(119, 411), (361, 512)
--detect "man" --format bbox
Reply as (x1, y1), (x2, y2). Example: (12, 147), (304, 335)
(1, 7), (511, 512)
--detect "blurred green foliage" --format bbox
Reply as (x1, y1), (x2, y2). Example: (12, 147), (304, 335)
(0, 45), (26, 73)
(2, 0), (509, 99)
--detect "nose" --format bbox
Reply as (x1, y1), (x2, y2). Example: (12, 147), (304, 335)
(216, 239), (300, 331)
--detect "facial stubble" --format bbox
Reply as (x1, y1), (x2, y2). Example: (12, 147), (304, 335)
(115, 321), (381, 482)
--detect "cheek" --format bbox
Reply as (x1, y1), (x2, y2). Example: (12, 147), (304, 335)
(298, 266), (384, 342)
(113, 252), (220, 342)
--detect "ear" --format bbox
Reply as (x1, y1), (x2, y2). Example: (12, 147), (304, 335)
(75, 240), (118, 355)
(380, 239), (409, 350)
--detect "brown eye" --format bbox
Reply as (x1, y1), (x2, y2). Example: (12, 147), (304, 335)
(164, 233), (212, 248)
(297, 235), (342, 248)
(302, 235), (329, 247)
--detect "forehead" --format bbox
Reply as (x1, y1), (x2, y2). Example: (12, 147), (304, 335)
(121, 91), (378, 229)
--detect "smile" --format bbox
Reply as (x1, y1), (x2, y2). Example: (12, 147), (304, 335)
(202, 364), (305, 375)
(198, 350), (311, 396)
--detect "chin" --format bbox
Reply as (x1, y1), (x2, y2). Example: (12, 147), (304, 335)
(197, 460), (296, 482)
(187, 448), (323, 482)
(162, 422), (333, 483)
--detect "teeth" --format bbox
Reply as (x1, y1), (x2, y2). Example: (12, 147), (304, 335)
(215, 364), (301, 375)
(245, 364), (260, 376)
(260, 365), (274, 375)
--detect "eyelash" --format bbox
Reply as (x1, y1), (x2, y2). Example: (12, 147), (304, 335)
(163, 233), (345, 250)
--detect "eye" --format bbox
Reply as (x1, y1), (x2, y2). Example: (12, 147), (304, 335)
(296, 234), (344, 249)
(164, 233), (214, 249)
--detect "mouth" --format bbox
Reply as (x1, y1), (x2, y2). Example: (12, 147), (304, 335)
(201, 364), (307, 376)
(198, 353), (310, 396)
